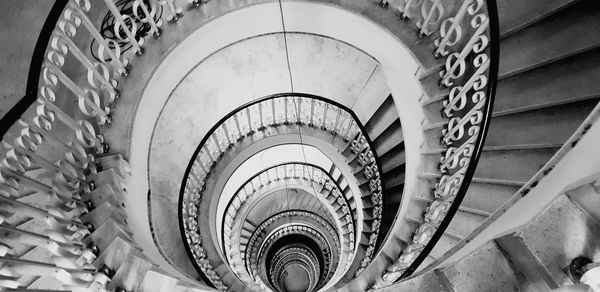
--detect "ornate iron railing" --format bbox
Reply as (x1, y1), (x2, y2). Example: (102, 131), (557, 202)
(372, 0), (499, 286)
(0, 0), (208, 290)
(179, 93), (387, 285)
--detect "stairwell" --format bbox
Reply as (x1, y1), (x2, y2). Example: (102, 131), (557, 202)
(0, 0), (599, 291)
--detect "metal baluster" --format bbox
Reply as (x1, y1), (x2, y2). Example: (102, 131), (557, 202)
(43, 62), (110, 124)
(399, 0), (422, 19)
(440, 19), (490, 87)
(259, 102), (265, 130)
(36, 100), (107, 154)
(257, 174), (263, 187)
(296, 97), (301, 124)
(332, 108), (341, 134)
(160, 0), (183, 22)
(68, 1), (128, 74)
(309, 99), (315, 126)
(102, 0), (144, 55)
(195, 158), (208, 176)
(433, 0), (473, 57)
(222, 123), (232, 148)
(284, 97), (288, 124)
(265, 168), (271, 183)
(246, 107), (253, 135)
(418, 0), (444, 36)
(271, 99), (276, 126)
(211, 133), (223, 156)
(20, 120), (96, 174)
(321, 103), (328, 129)
(203, 147), (216, 167)
(133, 0), (162, 37)
(53, 30), (119, 104)
(234, 114), (243, 141)
(344, 120), (354, 141)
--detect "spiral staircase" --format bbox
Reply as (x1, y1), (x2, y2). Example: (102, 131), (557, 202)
(1, 0), (600, 291)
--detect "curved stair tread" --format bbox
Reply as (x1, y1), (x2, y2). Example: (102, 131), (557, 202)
(499, 0), (600, 79)
(494, 48), (600, 115)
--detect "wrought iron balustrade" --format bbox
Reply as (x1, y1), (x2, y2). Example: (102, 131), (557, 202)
(372, 0), (499, 285)
(0, 0), (204, 290)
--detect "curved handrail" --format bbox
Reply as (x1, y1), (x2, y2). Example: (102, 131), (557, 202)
(371, 0), (500, 285)
(178, 92), (387, 284)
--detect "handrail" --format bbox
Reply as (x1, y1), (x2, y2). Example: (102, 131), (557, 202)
(0, 0), (204, 290)
(178, 92), (387, 285)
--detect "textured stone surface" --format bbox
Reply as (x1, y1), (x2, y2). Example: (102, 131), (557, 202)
(0, 0), (52, 118)
(374, 270), (448, 292)
(444, 242), (521, 292)
(518, 195), (600, 286)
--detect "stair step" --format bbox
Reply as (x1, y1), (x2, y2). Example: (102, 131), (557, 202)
(81, 184), (125, 209)
(473, 146), (558, 182)
(429, 233), (461, 260)
(461, 181), (520, 215)
(141, 267), (180, 292)
(107, 254), (154, 292)
(497, 0), (579, 36)
(495, 234), (560, 290)
(94, 235), (142, 271)
(89, 168), (127, 194)
(499, 0), (600, 79)
(373, 120), (403, 157)
(382, 164), (405, 190)
(96, 153), (131, 178)
(80, 201), (127, 229)
(485, 98), (598, 147)
(379, 143), (405, 174)
(566, 182), (600, 225)
(494, 48), (600, 116)
(26, 275), (65, 290)
(441, 242), (524, 291)
(364, 96), (398, 141)
(445, 211), (485, 239)
(3, 219), (48, 257)
(85, 218), (133, 254)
